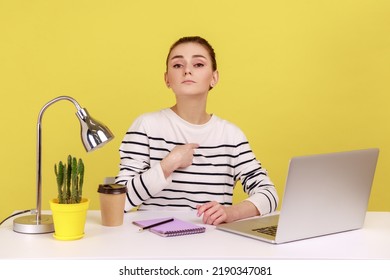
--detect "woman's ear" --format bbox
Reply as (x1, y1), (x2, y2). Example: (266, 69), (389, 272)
(210, 70), (219, 88)
(164, 72), (170, 88)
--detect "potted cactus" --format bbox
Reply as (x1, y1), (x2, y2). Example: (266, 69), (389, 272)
(54, 155), (85, 204)
(50, 155), (90, 240)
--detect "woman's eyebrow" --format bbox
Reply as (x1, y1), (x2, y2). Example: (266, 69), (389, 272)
(170, 55), (184, 60)
(192, 54), (207, 59)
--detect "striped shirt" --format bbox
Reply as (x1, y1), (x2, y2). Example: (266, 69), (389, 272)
(115, 108), (279, 215)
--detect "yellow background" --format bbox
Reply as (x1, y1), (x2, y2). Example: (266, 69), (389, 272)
(1, 0), (389, 221)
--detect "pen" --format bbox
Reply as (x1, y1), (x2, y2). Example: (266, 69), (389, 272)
(138, 218), (174, 232)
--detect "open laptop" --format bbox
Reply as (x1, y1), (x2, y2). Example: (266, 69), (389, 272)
(217, 148), (379, 244)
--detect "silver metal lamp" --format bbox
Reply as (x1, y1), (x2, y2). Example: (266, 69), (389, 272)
(13, 96), (114, 234)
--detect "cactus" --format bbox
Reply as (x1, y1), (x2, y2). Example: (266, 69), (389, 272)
(54, 161), (65, 204)
(54, 155), (85, 204)
(66, 155), (72, 202)
(78, 158), (84, 203)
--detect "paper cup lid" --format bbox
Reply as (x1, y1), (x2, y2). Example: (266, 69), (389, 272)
(98, 184), (127, 194)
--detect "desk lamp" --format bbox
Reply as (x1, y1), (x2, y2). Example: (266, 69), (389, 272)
(13, 96), (114, 234)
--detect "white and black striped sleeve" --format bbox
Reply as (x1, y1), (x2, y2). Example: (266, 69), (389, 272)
(115, 116), (171, 211)
(233, 133), (279, 215)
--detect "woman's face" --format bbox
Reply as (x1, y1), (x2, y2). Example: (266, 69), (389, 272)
(164, 42), (218, 98)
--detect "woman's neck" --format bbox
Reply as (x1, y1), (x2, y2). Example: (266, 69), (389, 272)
(171, 101), (211, 125)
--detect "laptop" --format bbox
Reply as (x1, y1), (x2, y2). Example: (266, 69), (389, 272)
(217, 148), (379, 244)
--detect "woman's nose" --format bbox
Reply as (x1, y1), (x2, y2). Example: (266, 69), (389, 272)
(184, 66), (192, 75)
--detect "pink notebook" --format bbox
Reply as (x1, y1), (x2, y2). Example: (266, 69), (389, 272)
(132, 217), (206, 237)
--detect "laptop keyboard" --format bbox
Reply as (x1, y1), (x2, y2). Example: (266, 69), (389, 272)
(252, 225), (278, 236)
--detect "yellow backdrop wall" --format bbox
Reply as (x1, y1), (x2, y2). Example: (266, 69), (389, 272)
(1, 0), (389, 221)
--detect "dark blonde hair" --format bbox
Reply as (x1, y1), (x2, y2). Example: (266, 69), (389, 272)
(165, 36), (217, 71)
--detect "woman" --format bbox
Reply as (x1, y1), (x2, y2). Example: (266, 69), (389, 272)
(115, 36), (278, 225)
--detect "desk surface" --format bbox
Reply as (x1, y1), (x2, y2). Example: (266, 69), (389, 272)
(1, 211), (390, 260)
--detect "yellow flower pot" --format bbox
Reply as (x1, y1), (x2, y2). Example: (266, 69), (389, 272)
(50, 198), (90, 241)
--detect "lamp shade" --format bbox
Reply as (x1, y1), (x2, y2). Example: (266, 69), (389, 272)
(76, 108), (114, 152)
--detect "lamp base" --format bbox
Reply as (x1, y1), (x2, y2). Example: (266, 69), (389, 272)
(13, 214), (54, 234)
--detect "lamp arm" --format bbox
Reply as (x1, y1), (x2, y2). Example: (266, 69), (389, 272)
(35, 96), (83, 221)
(37, 96), (82, 123)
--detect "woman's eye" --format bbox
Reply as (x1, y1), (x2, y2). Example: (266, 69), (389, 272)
(173, 64), (183, 68)
(194, 63), (204, 68)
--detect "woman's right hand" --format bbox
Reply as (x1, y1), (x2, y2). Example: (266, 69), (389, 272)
(160, 143), (199, 178)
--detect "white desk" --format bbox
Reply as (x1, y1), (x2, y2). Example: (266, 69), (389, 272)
(1, 211), (390, 260)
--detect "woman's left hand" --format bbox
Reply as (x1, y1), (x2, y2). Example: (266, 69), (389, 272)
(197, 200), (260, 225)
(196, 201), (233, 225)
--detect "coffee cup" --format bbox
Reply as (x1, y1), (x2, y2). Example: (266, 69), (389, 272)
(97, 184), (127, 226)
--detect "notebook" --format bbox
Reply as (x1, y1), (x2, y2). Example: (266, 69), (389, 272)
(217, 148), (379, 244)
(133, 217), (206, 237)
